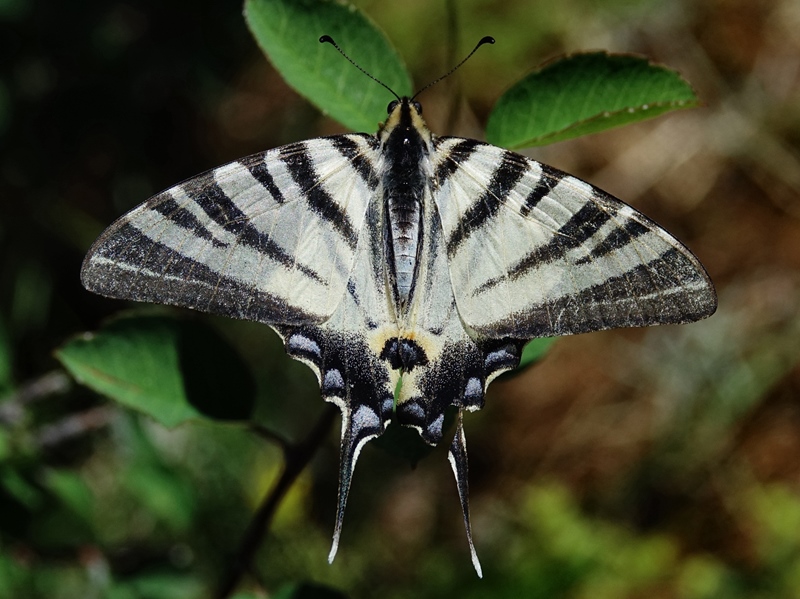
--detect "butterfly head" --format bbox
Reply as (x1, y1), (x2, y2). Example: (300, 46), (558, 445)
(378, 97), (431, 145)
(387, 98), (422, 116)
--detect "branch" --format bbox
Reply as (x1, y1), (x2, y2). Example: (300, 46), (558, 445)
(248, 422), (291, 453)
(215, 404), (338, 599)
(36, 405), (115, 449)
(0, 370), (71, 426)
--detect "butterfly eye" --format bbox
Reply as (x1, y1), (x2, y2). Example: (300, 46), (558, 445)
(412, 101), (422, 115)
(387, 100), (399, 114)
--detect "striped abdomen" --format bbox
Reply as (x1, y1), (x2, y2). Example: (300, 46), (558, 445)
(382, 123), (427, 310)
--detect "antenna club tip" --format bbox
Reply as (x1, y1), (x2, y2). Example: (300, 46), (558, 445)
(480, 36), (495, 45)
(320, 34), (334, 44)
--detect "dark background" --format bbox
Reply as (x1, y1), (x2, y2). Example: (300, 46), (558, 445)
(2, 0), (800, 597)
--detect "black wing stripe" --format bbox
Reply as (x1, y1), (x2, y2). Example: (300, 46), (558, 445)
(182, 171), (325, 284)
(83, 223), (318, 325)
(331, 136), (380, 190)
(519, 164), (565, 217)
(151, 196), (228, 249)
(575, 219), (650, 265)
(280, 143), (359, 250)
(483, 248), (712, 337)
(434, 138), (481, 188)
(474, 198), (615, 294)
(446, 152), (528, 257)
(505, 198), (615, 282)
(238, 153), (286, 204)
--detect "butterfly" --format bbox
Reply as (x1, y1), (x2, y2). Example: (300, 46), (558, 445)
(81, 36), (717, 576)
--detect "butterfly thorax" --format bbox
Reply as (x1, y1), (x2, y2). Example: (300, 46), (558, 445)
(379, 98), (433, 314)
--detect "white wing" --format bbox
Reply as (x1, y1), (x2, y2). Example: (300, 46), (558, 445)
(82, 133), (399, 564)
(81, 134), (381, 326)
(431, 137), (717, 339)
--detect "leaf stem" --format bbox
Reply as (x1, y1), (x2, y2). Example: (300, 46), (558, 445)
(215, 404), (338, 599)
(248, 422), (291, 453)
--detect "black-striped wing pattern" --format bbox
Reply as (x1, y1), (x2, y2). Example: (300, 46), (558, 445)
(81, 98), (716, 576)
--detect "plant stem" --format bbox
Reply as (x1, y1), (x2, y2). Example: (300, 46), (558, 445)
(248, 422), (291, 453)
(215, 404), (338, 599)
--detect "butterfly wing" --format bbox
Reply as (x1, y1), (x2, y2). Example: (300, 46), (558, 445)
(82, 134), (381, 326)
(422, 138), (715, 571)
(82, 133), (397, 562)
(431, 137), (717, 339)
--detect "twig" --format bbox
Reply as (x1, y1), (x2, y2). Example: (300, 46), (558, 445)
(248, 422), (291, 454)
(0, 370), (71, 426)
(215, 404), (338, 599)
(36, 405), (115, 449)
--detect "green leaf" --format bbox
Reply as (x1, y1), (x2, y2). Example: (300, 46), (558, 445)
(24, 470), (97, 547)
(121, 460), (195, 533)
(486, 52), (700, 149)
(518, 337), (557, 370)
(43, 470), (94, 523)
(55, 315), (255, 427)
(245, 0), (412, 132)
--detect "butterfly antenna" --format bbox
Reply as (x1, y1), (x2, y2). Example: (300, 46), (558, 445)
(412, 36), (495, 100)
(320, 35), (401, 101)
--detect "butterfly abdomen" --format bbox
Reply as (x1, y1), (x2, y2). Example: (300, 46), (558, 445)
(381, 100), (431, 310)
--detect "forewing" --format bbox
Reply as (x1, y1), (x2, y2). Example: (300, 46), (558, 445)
(432, 137), (717, 339)
(81, 134), (381, 325)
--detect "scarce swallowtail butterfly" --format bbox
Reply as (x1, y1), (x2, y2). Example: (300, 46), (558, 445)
(81, 35), (717, 576)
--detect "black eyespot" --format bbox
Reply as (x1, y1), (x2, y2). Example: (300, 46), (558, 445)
(387, 100), (399, 114)
(412, 100), (422, 115)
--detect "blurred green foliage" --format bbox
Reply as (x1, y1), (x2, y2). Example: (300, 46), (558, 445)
(2, 0), (799, 597)
(57, 314), (256, 427)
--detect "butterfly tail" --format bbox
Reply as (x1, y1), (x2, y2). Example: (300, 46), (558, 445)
(328, 404), (385, 563)
(447, 409), (483, 578)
